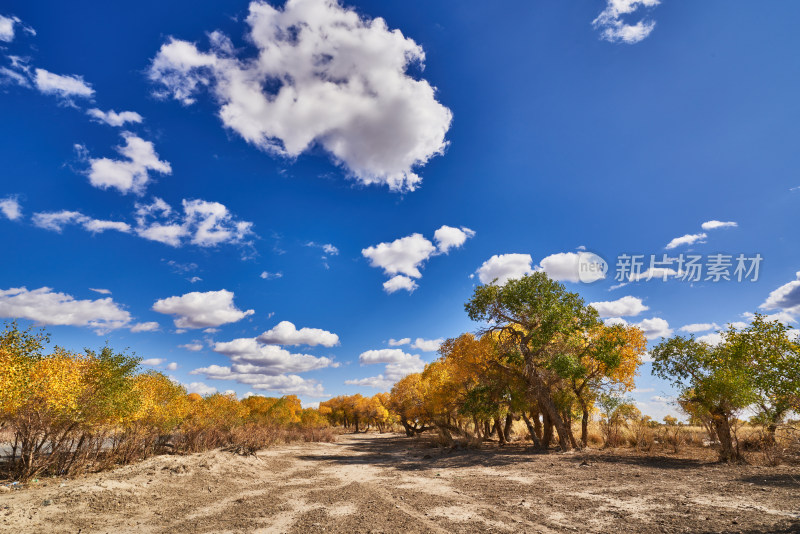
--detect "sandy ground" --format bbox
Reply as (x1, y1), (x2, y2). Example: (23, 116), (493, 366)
(1, 433), (799, 533)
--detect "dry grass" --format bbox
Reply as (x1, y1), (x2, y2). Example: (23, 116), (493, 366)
(494, 419), (800, 465)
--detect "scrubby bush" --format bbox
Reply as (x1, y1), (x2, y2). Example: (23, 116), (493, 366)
(0, 323), (335, 481)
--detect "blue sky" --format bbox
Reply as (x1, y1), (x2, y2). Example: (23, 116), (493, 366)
(1, 0), (799, 418)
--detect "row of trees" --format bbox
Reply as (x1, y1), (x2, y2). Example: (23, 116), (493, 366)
(0, 323), (330, 480)
(387, 273), (647, 450)
(367, 274), (798, 463)
(319, 393), (394, 432)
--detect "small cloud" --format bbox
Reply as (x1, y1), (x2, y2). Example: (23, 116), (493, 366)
(179, 342), (204, 352)
(89, 288), (112, 295)
(166, 362), (178, 371)
(388, 338), (410, 346)
(260, 271), (283, 280)
(665, 233), (707, 250)
(476, 253), (534, 285)
(701, 220), (737, 231)
(433, 225), (475, 254)
(593, 0), (661, 44)
(152, 289), (254, 329)
(0, 195), (22, 220)
(411, 337), (443, 352)
(589, 296), (648, 318)
(679, 323), (718, 334)
(257, 321), (339, 347)
(130, 321), (160, 332)
(87, 108), (144, 127)
(141, 358), (165, 366)
(34, 68), (94, 100)
(383, 275), (418, 294)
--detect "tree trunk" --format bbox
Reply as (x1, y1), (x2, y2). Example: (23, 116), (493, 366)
(494, 416), (506, 445)
(580, 401), (590, 447)
(521, 412), (542, 448)
(542, 411), (554, 450)
(527, 368), (572, 450)
(532, 410), (543, 442)
(712, 413), (741, 463)
(503, 413), (514, 441)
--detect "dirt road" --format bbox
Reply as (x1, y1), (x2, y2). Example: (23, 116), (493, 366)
(1, 433), (799, 533)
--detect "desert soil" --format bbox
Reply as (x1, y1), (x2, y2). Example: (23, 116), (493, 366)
(1, 433), (799, 533)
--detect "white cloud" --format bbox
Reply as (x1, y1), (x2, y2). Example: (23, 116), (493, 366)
(191, 337), (332, 396)
(260, 271), (283, 280)
(411, 337), (443, 352)
(89, 288), (112, 295)
(195, 367), (322, 396)
(84, 132), (171, 195)
(212, 338), (334, 374)
(364, 227), (472, 292)
(593, 0), (661, 44)
(604, 316), (673, 340)
(186, 382), (217, 396)
(180, 343), (204, 351)
(344, 376), (394, 389)
(589, 296), (648, 318)
(433, 225), (475, 254)
(134, 197), (254, 248)
(0, 15), (19, 42)
(34, 68), (94, 99)
(760, 272), (800, 316)
(538, 252), (606, 283)
(359, 348), (414, 365)
(166, 362), (179, 371)
(257, 320), (339, 347)
(87, 108), (144, 127)
(130, 321), (160, 332)
(0, 15), (33, 43)
(32, 210), (131, 234)
(363, 233), (435, 278)
(701, 220), (738, 231)
(0, 286), (131, 333)
(476, 253), (533, 285)
(348, 348), (425, 389)
(679, 323), (718, 334)
(149, 0), (452, 192)
(0, 65), (30, 87)
(141, 358), (166, 366)
(383, 275), (418, 294)
(388, 337), (410, 346)
(635, 317), (673, 339)
(152, 289), (254, 329)
(665, 233), (707, 250)
(183, 199), (254, 247)
(0, 196), (22, 220)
